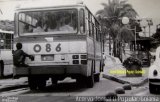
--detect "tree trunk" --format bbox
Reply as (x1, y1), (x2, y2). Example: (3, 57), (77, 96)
(113, 40), (117, 57)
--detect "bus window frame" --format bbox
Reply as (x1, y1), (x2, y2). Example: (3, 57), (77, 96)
(17, 8), (78, 36)
(0, 32), (13, 50)
(88, 12), (92, 37)
(88, 15), (90, 36)
(79, 8), (85, 34)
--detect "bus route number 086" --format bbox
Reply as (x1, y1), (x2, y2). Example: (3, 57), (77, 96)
(33, 43), (61, 53)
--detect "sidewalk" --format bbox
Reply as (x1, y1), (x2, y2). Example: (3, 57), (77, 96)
(0, 77), (28, 91)
(102, 55), (148, 86)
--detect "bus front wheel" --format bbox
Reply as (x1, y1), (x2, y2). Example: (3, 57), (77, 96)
(37, 79), (46, 90)
(28, 77), (37, 90)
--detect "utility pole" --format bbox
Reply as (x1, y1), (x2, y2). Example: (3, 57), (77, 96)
(146, 19), (153, 37)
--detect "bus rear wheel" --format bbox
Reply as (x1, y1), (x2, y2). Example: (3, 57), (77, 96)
(37, 79), (46, 90)
(28, 77), (37, 90)
(51, 78), (58, 85)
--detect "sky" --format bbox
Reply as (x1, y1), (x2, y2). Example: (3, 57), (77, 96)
(0, 0), (160, 35)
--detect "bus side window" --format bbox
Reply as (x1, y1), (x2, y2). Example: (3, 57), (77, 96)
(88, 12), (90, 36)
(86, 10), (89, 35)
(96, 28), (98, 41)
(79, 9), (85, 34)
(92, 16), (95, 38)
(89, 14), (92, 37)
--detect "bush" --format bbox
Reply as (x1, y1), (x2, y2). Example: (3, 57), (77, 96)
(123, 57), (142, 77)
(123, 57), (142, 69)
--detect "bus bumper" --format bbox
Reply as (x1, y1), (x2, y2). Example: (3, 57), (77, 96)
(13, 65), (88, 78)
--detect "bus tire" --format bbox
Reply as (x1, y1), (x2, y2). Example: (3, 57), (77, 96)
(86, 68), (94, 88)
(76, 76), (85, 87)
(51, 78), (58, 85)
(94, 73), (100, 82)
(86, 75), (94, 88)
(37, 79), (46, 90)
(28, 77), (37, 90)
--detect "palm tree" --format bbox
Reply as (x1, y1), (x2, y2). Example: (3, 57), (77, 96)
(96, 0), (138, 59)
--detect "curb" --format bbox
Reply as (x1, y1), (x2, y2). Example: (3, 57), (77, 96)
(0, 84), (28, 92)
(0, 75), (13, 79)
(102, 74), (148, 87)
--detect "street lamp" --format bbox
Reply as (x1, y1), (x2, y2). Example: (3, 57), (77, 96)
(122, 17), (137, 47)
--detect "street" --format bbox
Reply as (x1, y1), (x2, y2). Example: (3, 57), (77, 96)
(123, 83), (160, 96)
(0, 76), (121, 102)
(0, 74), (159, 102)
(0, 77), (122, 97)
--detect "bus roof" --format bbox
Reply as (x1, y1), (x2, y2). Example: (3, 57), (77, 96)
(0, 29), (14, 34)
(16, 4), (86, 11)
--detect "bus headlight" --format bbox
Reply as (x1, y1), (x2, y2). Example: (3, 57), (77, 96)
(153, 70), (158, 76)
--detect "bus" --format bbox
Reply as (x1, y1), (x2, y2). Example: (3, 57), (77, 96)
(0, 29), (13, 77)
(13, 4), (104, 89)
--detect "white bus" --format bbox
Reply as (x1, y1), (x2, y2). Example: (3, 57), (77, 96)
(0, 29), (13, 77)
(13, 4), (104, 90)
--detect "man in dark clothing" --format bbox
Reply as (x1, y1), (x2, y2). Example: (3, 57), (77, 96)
(13, 43), (34, 67)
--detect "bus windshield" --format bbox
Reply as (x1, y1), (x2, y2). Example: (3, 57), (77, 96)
(18, 9), (77, 35)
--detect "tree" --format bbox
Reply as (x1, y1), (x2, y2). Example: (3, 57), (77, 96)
(96, 0), (139, 59)
(151, 27), (160, 48)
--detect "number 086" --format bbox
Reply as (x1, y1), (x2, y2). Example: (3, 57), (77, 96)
(33, 43), (61, 53)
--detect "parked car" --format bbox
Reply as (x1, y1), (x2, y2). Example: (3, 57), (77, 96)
(148, 46), (160, 93)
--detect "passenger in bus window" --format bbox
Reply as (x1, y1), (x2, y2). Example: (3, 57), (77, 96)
(44, 14), (57, 32)
(33, 20), (44, 32)
(24, 24), (33, 33)
(13, 43), (34, 67)
(59, 16), (74, 31)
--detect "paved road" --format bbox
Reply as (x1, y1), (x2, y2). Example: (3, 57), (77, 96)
(0, 75), (159, 102)
(122, 82), (159, 96)
(0, 76), (123, 102)
(119, 82), (160, 102)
